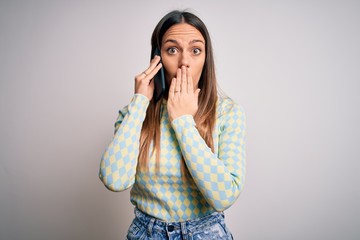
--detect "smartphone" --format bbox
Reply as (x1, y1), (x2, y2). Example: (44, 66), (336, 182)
(152, 48), (165, 102)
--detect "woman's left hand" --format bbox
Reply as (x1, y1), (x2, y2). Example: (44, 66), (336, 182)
(167, 66), (201, 122)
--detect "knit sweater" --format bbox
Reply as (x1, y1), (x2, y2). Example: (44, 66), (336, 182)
(99, 94), (246, 221)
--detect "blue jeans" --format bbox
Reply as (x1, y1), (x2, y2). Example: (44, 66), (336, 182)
(126, 208), (233, 240)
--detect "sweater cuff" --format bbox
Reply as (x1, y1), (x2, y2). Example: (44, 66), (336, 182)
(133, 93), (150, 105)
(127, 94), (150, 119)
(171, 115), (196, 132)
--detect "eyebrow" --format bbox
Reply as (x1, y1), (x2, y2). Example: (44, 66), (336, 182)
(163, 39), (205, 45)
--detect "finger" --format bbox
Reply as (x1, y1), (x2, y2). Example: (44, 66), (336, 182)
(168, 77), (176, 99)
(175, 68), (182, 93)
(145, 62), (162, 81)
(135, 71), (146, 80)
(181, 66), (187, 93)
(135, 63), (162, 86)
(147, 55), (161, 73)
(136, 55), (161, 79)
(149, 75), (155, 89)
(195, 88), (201, 97)
(187, 67), (193, 94)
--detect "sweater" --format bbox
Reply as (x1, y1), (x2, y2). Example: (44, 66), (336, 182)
(99, 94), (246, 221)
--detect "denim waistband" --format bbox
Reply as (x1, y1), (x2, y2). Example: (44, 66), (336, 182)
(134, 207), (224, 233)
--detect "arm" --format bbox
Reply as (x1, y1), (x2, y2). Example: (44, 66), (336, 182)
(99, 94), (149, 191)
(171, 101), (246, 211)
(99, 55), (162, 191)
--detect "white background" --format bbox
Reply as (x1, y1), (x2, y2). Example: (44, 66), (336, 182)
(1, 0), (359, 239)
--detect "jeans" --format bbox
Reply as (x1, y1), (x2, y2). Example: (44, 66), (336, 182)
(126, 208), (233, 240)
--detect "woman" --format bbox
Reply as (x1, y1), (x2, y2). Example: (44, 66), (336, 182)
(99, 10), (246, 240)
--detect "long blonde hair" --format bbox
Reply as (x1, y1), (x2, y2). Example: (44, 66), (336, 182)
(138, 10), (218, 173)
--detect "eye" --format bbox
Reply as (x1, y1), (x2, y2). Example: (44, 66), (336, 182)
(193, 48), (202, 55)
(167, 47), (178, 55)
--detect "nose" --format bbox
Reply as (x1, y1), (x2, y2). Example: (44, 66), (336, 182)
(179, 52), (190, 68)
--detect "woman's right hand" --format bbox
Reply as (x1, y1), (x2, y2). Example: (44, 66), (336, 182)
(134, 55), (162, 101)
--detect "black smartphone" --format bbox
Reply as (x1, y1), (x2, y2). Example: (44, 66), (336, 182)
(152, 48), (165, 102)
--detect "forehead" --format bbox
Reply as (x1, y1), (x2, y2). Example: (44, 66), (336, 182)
(162, 23), (205, 44)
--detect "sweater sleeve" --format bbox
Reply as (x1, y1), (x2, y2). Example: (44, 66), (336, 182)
(170, 101), (246, 211)
(99, 94), (149, 191)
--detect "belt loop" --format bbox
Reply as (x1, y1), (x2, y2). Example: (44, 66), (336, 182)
(147, 218), (155, 236)
(181, 222), (188, 240)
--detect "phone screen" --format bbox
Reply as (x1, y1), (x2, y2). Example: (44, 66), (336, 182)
(152, 48), (165, 102)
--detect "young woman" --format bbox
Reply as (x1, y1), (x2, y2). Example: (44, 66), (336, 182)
(99, 10), (246, 240)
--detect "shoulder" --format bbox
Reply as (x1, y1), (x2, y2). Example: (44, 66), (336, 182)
(216, 96), (245, 119)
(216, 96), (246, 133)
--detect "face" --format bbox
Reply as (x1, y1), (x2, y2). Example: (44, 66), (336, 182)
(161, 23), (206, 90)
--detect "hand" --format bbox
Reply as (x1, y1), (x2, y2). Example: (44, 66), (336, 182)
(167, 66), (201, 122)
(134, 55), (162, 101)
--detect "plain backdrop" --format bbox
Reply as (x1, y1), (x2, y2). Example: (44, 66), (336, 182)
(1, 0), (359, 239)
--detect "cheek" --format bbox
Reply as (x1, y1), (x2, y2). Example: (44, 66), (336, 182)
(192, 62), (205, 85)
(162, 58), (178, 83)
(192, 70), (201, 87)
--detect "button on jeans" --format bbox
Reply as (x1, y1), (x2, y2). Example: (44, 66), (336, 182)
(126, 208), (233, 240)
